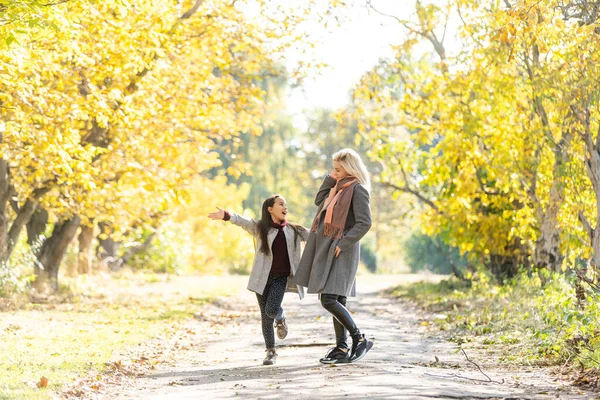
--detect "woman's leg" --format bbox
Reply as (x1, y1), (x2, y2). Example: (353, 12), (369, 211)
(321, 293), (372, 361)
(320, 294), (360, 337)
(332, 295), (349, 349)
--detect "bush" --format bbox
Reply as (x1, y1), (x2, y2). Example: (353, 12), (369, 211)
(360, 233), (378, 273)
(403, 232), (467, 275)
(0, 263), (34, 297)
(0, 237), (39, 297)
(126, 226), (185, 274)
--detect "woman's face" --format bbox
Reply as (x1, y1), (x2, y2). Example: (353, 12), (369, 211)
(333, 160), (350, 180)
(268, 197), (288, 223)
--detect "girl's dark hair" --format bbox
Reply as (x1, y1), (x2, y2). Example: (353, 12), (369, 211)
(258, 194), (301, 255)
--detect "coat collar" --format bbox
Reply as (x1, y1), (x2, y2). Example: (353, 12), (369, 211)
(267, 224), (293, 243)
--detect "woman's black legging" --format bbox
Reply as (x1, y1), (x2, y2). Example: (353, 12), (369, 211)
(320, 294), (360, 349)
(256, 274), (287, 349)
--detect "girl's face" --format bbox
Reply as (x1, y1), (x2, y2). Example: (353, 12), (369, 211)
(268, 197), (288, 223)
(333, 160), (350, 180)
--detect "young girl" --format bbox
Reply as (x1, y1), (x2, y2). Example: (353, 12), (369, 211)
(292, 148), (373, 364)
(208, 195), (308, 365)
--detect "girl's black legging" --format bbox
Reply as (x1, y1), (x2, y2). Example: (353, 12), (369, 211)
(320, 294), (360, 349)
(256, 274), (287, 349)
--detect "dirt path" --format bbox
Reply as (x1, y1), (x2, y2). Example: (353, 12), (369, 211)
(105, 275), (593, 400)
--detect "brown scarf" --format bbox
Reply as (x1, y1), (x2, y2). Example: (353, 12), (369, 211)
(311, 176), (359, 239)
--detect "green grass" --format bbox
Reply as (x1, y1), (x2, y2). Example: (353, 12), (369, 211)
(0, 273), (247, 399)
(390, 272), (600, 370)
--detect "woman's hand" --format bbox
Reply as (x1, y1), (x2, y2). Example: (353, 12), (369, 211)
(329, 169), (338, 181)
(208, 206), (225, 220)
(335, 246), (342, 257)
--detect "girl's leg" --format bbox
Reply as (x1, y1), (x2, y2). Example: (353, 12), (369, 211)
(265, 275), (288, 340)
(332, 295), (349, 349)
(256, 291), (275, 349)
(264, 275), (287, 321)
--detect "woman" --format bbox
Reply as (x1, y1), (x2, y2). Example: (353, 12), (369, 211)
(208, 195), (309, 365)
(293, 148), (373, 364)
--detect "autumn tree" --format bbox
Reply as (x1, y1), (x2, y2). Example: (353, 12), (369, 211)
(0, 0), (339, 290)
(351, 0), (600, 280)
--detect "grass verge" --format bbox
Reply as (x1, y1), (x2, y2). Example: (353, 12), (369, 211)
(389, 272), (600, 375)
(0, 272), (247, 399)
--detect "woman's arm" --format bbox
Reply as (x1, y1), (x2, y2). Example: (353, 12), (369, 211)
(337, 185), (372, 252)
(314, 174), (337, 207)
(208, 207), (258, 237)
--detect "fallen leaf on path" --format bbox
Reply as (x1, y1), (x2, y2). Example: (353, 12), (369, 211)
(37, 376), (49, 388)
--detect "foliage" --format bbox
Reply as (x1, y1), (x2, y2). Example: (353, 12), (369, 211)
(403, 232), (468, 275)
(0, 236), (40, 297)
(0, 263), (33, 298)
(125, 225), (185, 274)
(394, 272), (600, 369)
(0, 0), (349, 287)
(348, 0), (600, 279)
(170, 176), (255, 275)
(359, 232), (378, 272)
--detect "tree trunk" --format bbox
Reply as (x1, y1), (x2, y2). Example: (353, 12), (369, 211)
(26, 207), (49, 247)
(574, 108), (600, 285)
(534, 198), (564, 272)
(533, 135), (570, 272)
(77, 224), (94, 274)
(0, 158), (11, 260)
(121, 232), (156, 264)
(34, 217), (81, 291)
(97, 222), (122, 270)
(0, 198), (41, 264)
(489, 254), (519, 281)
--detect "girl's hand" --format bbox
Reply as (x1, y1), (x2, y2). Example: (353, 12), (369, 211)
(208, 206), (225, 220)
(329, 169), (337, 180)
(335, 246), (342, 257)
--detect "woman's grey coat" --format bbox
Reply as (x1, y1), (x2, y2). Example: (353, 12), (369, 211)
(292, 175), (372, 297)
(228, 213), (309, 299)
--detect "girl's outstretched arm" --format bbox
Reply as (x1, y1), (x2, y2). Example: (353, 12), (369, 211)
(207, 206), (226, 220)
(207, 207), (258, 237)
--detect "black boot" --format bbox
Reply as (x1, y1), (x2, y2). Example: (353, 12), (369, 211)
(350, 334), (373, 362)
(319, 346), (350, 364)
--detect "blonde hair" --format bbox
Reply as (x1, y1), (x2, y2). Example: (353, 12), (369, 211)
(333, 148), (371, 192)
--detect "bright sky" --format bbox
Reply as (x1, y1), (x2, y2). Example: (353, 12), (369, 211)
(286, 0), (414, 129)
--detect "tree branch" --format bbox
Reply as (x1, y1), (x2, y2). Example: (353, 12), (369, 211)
(380, 181), (440, 212)
(180, 0), (207, 19)
(579, 211), (594, 243)
(121, 232), (157, 264)
(367, 0), (405, 25)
